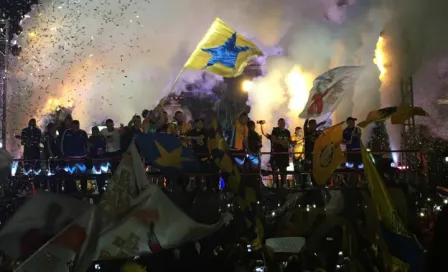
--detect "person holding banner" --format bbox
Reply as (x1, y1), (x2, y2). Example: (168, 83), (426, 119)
(304, 118), (325, 186)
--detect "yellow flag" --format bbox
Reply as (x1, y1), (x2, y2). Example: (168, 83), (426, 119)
(184, 18), (263, 77)
(360, 143), (422, 271)
(390, 105), (428, 124)
(357, 106), (398, 128)
(358, 105), (428, 128)
(360, 143), (405, 234)
(312, 122), (346, 185)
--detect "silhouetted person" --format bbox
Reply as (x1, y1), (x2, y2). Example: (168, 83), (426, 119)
(271, 118), (291, 188)
(21, 118), (41, 173)
(61, 120), (88, 193)
(57, 114), (72, 137)
(121, 115), (143, 152)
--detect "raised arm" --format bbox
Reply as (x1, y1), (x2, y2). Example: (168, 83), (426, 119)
(316, 121), (326, 129)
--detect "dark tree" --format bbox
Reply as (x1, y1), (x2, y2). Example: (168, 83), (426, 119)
(368, 121), (390, 153)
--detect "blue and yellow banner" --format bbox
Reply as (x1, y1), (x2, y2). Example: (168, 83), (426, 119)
(135, 133), (199, 178)
(361, 143), (423, 272)
(184, 18), (263, 78)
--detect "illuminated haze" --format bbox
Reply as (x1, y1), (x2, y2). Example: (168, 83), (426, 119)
(7, 0), (448, 156)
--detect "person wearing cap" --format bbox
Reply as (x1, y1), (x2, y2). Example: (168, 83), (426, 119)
(342, 117), (362, 168)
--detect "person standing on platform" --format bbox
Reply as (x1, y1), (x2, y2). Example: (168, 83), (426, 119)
(21, 118), (42, 174)
(168, 111), (192, 146)
(60, 120), (88, 194)
(229, 112), (249, 167)
(101, 119), (121, 172)
(271, 118), (291, 188)
(291, 127), (304, 186)
(304, 118), (326, 187)
(187, 119), (214, 190)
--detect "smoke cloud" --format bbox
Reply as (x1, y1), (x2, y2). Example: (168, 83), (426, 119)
(383, 0), (448, 141)
(7, 0), (448, 157)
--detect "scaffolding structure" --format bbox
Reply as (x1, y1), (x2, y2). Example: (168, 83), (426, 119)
(400, 77), (416, 145)
(0, 19), (9, 149)
(400, 77), (420, 184)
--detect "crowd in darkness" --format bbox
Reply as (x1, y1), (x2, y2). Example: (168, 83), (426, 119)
(19, 106), (364, 192)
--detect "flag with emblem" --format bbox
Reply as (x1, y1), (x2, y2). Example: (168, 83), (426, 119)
(95, 180), (231, 259)
(358, 105), (428, 128)
(15, 208), (101, 272)
(0, 191), (91, 263)
(135, 132), (199, 178)
(98, 142), (149, 224)
(312, 122), (346, 185)
(96, 137), (229, 260)
(361, 143), (424, 272)
(184, 18), (263, 78)
(208, 120), (263, 249)
(299, 66), (363, 118)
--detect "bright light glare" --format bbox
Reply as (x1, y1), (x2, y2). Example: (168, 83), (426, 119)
(285, 66), (311, 113)
(28, 32), (37, 39)
(242, 80), (253, 92)
(374, 36), (387, 80)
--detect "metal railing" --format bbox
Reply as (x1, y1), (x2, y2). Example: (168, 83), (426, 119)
(8, 149), (443, 190)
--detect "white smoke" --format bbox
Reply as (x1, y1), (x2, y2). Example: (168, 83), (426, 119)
(384, 0), (448, 141)
(8, 0), (373, 155)
(7, 0), (448, 158)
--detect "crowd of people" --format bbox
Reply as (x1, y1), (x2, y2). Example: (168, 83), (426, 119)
(13, 107), (448, 272)
(18, 106), (365, 192)
(230, 112), (363, 188)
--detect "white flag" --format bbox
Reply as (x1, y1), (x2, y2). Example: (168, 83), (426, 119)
(96, 182), (231, 259)
(266, 237), (306, 253)
(15, 208), (102, 272)
(0, 191), (90, 262)
(299, 66), (363, 118)
(98, 141), (149, 226)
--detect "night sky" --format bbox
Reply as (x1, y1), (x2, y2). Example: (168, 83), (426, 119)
(1, 0), (38, 38)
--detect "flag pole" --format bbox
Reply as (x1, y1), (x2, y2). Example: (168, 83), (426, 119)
(158, 67), (186, 106)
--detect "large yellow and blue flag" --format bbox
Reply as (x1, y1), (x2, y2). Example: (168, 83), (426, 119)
(184, 18), (263, 78)
(360, 143), (423, 272)
(135, 133), (199, 178)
